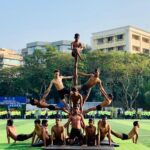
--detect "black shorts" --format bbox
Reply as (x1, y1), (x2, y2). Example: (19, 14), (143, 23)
(122, 133), (129, 140)
(72, 51), (76, 57)
(80, 85), (91, 96)
(87, 137), (96, 146)
(16, 133), (33, 141)
(96, 104), (102, 111)
(53, 139), (64, 145)
(70, 128), (84, 140)
(48, 105), (56, 110)
(58, 88), (70, 99)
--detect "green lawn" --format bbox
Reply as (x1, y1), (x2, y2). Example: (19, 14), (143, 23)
(0, 119), (149, 150)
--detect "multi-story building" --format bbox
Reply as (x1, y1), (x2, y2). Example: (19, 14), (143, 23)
(21, 40), (72, 56)
(92, 26), (150, 54)
(0, 48), (23, 69)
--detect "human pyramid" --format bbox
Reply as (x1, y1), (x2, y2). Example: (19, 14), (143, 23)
(6, 34), (140, 148)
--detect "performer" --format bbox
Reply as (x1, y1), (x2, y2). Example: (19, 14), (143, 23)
(83, 92), (113, 114)
(41, 69), (73, 108)
(85, 118), (96, 146)
(97, 116), (111, 146)
(70, 87), (83, 111)
(71, 33), (84, 60)
(64, 106), (85, 145)
(51, 118), (65, 145)
(42, 119), (51, 147)
(30, 98), (69, 114)
(78, 68), (108, 103)
(32, 119), (43, 146)
(111, 121), (140, 144)
(6, 119), (33, 144)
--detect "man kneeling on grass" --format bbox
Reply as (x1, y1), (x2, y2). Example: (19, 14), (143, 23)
(6, 119), (33, 144)
(111, 121), (140, 144)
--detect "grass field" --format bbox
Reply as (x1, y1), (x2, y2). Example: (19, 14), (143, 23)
(0, 119), (149, 150)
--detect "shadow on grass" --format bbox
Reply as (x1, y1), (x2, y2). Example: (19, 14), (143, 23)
(0, 143), (41, 150)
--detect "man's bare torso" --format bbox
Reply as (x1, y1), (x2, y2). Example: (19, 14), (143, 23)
(52, 76), (64, 91)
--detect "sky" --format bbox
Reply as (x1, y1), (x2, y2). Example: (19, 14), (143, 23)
(0, 0), (150, 51)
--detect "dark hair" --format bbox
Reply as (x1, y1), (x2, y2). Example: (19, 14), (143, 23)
(71, 87), (78, 92)
(34, 119), (41, 124)
(89, 118), (94, 122)
(102, 116), (107, 120)
(7, 119), (13, 126)
(42, 119), (48, 126)
(54, 69), (60, 73)
(74, 33), (80, 38)
(94, 68), (100, 73)
(108, 94), (113, 99)
(133, 121), (138, 126)
(30, 98), (35, 105)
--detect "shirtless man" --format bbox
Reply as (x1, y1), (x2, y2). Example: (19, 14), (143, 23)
(64, 106), (85, 145)
(42, 119), (51, 147)
(51, 118), (65, 145)
(97, 116), (111, 146)
(71, 33), (84, 60)
(32, 119), (43, 146)
(85, 118), (96, 146)
(41, 69), (73, 108)
(78, 68), (108, 103)
(70, 87), (83, 111)
(6, 119), (33, 144)
(111, 121), (140, 144)
(30, 98), (69, 114)
(83, 92), (113, 114)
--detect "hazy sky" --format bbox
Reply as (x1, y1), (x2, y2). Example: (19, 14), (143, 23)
(0, 0), (150, 51)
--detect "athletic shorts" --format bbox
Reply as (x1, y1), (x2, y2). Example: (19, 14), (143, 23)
(48, 105), (56, 110)
(80, 85), (91, 96)
(72, 51), (76, 57)
(53, 139), (64, 145)
(122, 133), (129, 140)
(96, 104), (102, 111)
(87, 137), (96, 146)
(16, 133), (33, 141)
(70, 128), (84, 140)
(58, 88), (70, 99)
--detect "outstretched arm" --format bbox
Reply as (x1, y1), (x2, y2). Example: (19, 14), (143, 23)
(62, 76), (73, 79)
(78, 72), (93, 77)
(41, 81), (53, 100)
(98, 80), (110, 100)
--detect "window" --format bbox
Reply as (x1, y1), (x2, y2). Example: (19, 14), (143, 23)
(133, 46), (140, 52)
(132, 34), (140, 40)
(142, 37), (149, 43)
(107, 36), (113, 42)
(117, 46), (124, 51)
(143, 49), (150, 54)
(116, 34), (123, 41)
(97, 38), (104, 44)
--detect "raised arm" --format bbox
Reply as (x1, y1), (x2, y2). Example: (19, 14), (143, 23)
(81, 114), (86, 129)
(41, 81), (53, 100)
(78, 72), (93, 77)
(6, 127), (10, 144)
(79, 94), (83, 111)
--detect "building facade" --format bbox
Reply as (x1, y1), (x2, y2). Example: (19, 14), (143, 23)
(0, 48), (23, 69)
(21, 40), (72, 56)
(92, 26), (150, 54)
